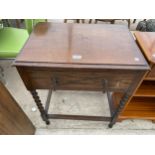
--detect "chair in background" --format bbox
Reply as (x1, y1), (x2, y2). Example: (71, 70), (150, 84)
(133, 19), (136, 23)
(2, 19), (24, 28)
(94, 19), (131, 28)
(64, 19), (85, 23)
(0, 19), (47, 83)
(64, 19), (96, 24)
(89, 19), (92, 23)
(0, 27), (29, 59)
(133, 19), (146, 23)
(0, 19), (47, 58)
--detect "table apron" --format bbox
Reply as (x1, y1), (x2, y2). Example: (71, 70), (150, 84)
(17, 67), (143, 92)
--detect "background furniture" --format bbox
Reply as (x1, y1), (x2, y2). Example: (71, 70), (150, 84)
(1, 19), (22, 28)
(64, 19), (85, 23)
(14, 23), (149, 128)
(0, 23), (29, 84)
(95, 19), (131, 28)
(0, 66), (5, 84)
(0, 81), (35, 134)
(112, 32), (155, 122)
(0, 19), (47, 59)
(0, 19), (47, 83)
(0, 27), (29, 58)
(133, 19), (146, 23)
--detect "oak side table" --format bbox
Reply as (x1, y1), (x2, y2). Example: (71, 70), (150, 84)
(14, 23), (149, 128)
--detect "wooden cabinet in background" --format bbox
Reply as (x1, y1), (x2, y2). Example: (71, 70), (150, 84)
(0, 81), (35, 135)
(113, 32), (155, 121)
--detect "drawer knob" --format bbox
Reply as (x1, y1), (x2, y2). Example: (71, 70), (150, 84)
(52, 77), (59, 90)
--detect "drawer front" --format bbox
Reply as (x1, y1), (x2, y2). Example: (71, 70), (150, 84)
(146, 65), (155, 79)
(18, 67), (138, 92)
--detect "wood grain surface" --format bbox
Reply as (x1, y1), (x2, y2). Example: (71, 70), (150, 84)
(0, 81), (35, 135)
(134, 32), (155, 64)
(17, 67), (141, 91)
(14, 23), (148, 68)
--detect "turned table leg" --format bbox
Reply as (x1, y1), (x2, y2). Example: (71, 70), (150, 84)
(109, 71), (146, 128)
(30, 90), (50, 125)
(109, 93), (130, 128)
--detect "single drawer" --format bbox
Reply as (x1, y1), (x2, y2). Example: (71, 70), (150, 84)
(17, 67), (139, 92)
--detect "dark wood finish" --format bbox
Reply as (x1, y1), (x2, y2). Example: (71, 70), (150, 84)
(48, 114), (111, 121)
(0, 81), (35, 135)
(15, 23), (147, 67)
(17, 67), (141, 91)
(14, 23), (149, 127)
(30, 90), (50, 124)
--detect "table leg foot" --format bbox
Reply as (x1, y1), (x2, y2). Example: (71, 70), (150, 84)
(108, 123), (113, 128)
(41, 113), (50, 125)
(46, 120), (50, 125)
(43, 115), (50, 125)
(109, 93), (129, 128)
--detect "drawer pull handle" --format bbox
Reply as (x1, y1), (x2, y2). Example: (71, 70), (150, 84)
(52, 77), (59, 90)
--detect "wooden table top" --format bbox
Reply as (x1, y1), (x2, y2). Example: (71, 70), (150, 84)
(14, 23), (148, 69)
(134, 32), (155, 64)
